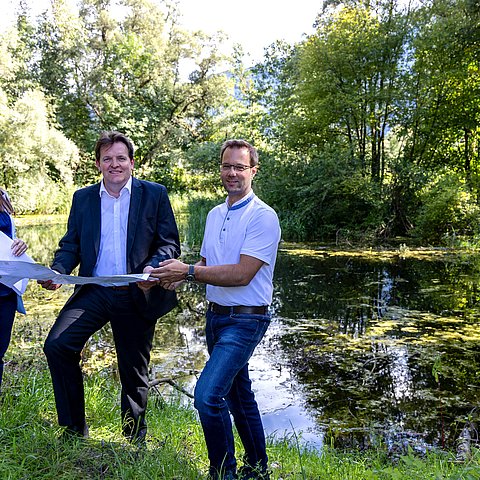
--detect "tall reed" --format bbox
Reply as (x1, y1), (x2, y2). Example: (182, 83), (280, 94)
(170, 193), (222, 250)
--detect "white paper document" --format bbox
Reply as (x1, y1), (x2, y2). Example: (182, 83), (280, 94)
(0, 231), (150, 287)
(0, 231), (34, 294)
(0, 260), (149, 286)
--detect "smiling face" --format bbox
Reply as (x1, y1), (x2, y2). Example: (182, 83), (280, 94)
(95, 141), (134, 197)
(220, 146), (257, 205)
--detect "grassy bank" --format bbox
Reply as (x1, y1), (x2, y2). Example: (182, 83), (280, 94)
(6, 212), (480, 478)
(0, 366), (479, 479)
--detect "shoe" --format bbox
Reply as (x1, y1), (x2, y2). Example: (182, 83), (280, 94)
(238, 465), (270, 480)
(59, 423), (89, 442)
(124, 426), (147, 447)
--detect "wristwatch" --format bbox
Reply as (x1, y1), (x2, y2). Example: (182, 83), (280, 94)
(185, 264), (196, 282)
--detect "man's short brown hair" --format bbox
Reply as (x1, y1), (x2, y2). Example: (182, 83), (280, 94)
(220, 139), (259, 166)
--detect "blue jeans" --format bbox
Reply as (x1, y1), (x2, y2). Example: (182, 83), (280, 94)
(0, 291), (17, 391)
(194, 309), (270, 478)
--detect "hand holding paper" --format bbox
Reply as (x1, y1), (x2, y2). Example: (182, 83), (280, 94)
(0, 231), (34, 294)
(0, 231), (149, 289)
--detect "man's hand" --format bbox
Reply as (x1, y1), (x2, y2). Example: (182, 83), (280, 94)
(162, 280), (185, 291)
(38, 279), (62, 290)
(137, 265), (161, 292)
(149, 259), (189, 288)
(11, 238), (28, 257)
(38, 269), (62, 290)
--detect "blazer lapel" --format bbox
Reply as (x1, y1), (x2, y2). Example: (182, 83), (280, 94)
(90, 184), (102, 258)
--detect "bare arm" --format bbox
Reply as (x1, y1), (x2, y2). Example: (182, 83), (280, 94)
(149, 254), (264, 288)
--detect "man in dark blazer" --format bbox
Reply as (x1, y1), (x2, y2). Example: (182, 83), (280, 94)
(40, 131), (180, 443)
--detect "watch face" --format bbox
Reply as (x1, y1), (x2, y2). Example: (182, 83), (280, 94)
(186, 265), (195, 282)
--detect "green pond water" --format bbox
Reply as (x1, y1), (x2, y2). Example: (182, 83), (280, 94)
(8, 220), (480, 452)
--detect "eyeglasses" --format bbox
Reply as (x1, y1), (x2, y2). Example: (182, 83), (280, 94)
(220, 163), (253, 172)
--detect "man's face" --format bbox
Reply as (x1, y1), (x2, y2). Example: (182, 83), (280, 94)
(220, 146), (257, 203)
(95, 142), (134, 196)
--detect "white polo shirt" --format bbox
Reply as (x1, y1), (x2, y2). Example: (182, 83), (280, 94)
(200, 192), (281, 307)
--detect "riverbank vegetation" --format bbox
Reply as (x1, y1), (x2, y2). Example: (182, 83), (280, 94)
(1, 0), (479, 246)
(1, 357), (479, 479)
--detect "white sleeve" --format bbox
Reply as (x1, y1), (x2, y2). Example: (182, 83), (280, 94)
(240, 209), (281, 265)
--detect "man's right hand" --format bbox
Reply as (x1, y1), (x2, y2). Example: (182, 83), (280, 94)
(38, 279), (62, 290)
(38, 269), (62, 290)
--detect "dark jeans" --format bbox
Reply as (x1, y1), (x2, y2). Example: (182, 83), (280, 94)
(0, 292), (17, 390)
(194, 309), (270, 479)
(43, 285), (155, 438)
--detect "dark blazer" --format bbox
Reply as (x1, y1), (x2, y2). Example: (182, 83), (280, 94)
(51, 177), (181, 322)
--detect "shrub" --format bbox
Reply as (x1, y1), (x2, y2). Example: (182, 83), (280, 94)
(10, 173), (76, 214)
(412, 173), (480, 243)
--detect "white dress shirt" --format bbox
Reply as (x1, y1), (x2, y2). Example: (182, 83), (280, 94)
(93, 177), (132, 276)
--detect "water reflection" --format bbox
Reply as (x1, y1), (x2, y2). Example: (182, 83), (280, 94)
(12, 223), (480, 452)
(269, 246), (480, 450)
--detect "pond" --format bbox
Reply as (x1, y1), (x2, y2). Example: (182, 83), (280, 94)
(9, 220), (480, 453)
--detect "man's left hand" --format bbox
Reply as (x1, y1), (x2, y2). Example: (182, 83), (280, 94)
(137, 265), (161, 291)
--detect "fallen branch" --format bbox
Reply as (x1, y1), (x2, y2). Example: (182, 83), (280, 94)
(149, 377), (194, 399)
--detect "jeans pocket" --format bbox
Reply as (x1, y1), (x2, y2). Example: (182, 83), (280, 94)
(228, 315), (270, 347)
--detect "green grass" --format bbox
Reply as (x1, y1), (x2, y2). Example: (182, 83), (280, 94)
(1, 366), (479, 479)
(0, 369), (206, 479)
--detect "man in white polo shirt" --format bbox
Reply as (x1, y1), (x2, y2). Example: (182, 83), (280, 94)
(147, 139), (281, 480)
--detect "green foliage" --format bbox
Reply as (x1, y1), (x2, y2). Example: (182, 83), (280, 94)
(272, 2), (407, 182)
(0, 89), (78, 186)
(202, 46), (270, 148)
(412, 172), (480, 243)
(253, 0), (480, 242)
(10, 174), (75, 215)
(0, 85), (79, 211)
(26, 0), (231, 180)
(2, 0), (480, 241)
(183, 193), (223, 249)
(257, 148), (386, 241)
(400, 0), (480, 175)
(0, 371), (206, 479)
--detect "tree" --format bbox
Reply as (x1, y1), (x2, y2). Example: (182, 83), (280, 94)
(399, 0), (480, 191)
(27, 0), (231, 189)
(0, 88), (78, 213)
(292, 1), (408, 183)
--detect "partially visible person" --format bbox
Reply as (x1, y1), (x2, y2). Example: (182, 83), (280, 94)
(39, 131), (180, 443)
(0, 188), (28, 392)
(144, 139), (281, 479)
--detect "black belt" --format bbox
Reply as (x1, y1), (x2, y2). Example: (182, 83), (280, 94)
(110, 285), (130, 291)
(208, 302), (268, 315)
